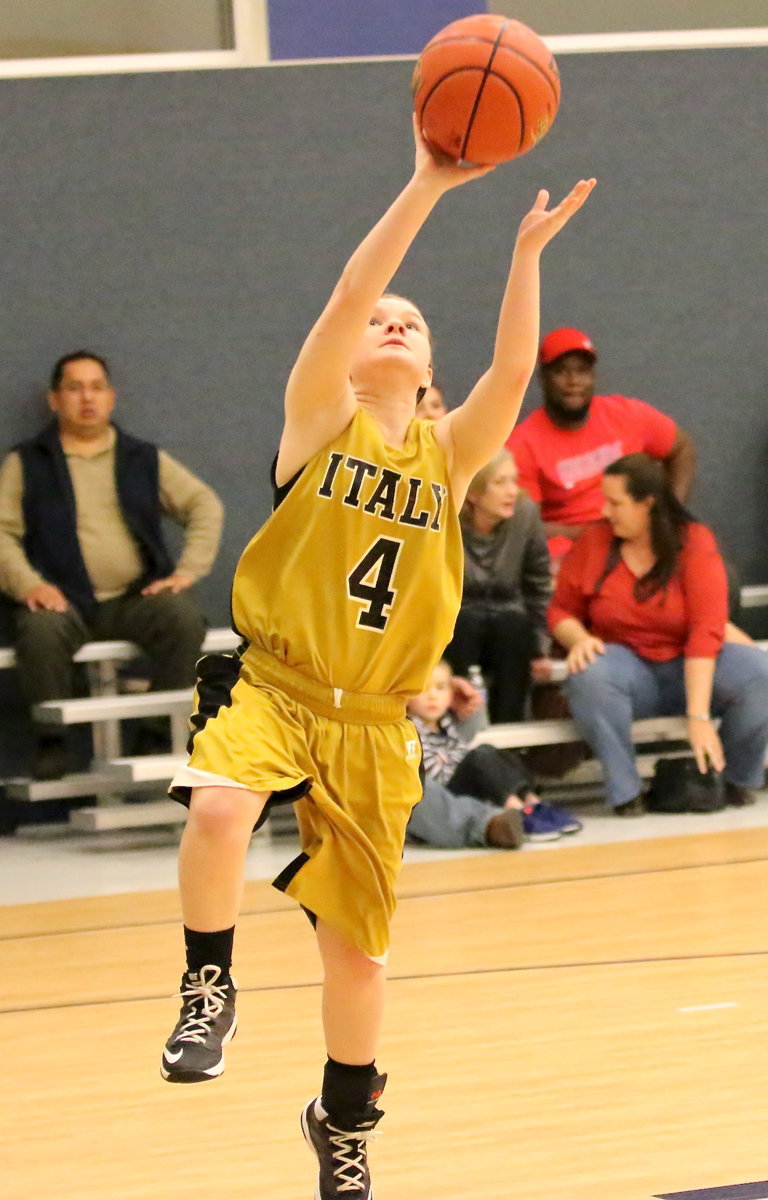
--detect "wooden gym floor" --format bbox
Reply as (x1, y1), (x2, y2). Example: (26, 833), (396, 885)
(3, 825), (768, 1200)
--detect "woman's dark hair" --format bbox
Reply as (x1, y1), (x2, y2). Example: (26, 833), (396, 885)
(599, 453), (695, 601)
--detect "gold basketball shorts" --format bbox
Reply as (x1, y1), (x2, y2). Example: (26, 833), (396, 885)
(170, 646), (423, 963)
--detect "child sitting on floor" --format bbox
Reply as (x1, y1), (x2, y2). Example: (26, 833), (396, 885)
(407, 660), (582, 842)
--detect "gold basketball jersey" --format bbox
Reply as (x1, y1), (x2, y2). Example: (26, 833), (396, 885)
(232, 408), (463, 697)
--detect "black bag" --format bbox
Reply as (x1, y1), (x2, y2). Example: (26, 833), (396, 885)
(645, 757), (725, 813)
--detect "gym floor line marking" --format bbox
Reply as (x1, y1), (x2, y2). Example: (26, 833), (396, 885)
(2, 951), (767, 1017)
(678, 1002), (739, 1012)
(6, 851), (768, 943)
(655, 1182), (768, 1199)
(397, 853), (768, 902)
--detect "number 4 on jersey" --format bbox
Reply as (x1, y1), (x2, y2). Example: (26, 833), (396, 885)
(347, 536), (404, 631)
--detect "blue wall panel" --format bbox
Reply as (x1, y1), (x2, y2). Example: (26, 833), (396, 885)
(268, 0), (479, 59)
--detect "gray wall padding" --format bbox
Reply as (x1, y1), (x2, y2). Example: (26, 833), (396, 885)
(0, 48), (765, 773)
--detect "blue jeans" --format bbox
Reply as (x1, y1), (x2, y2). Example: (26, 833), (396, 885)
(564, 643), (768, 808)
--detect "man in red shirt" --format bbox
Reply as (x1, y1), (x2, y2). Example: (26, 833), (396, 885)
(507, 327), (696, 560)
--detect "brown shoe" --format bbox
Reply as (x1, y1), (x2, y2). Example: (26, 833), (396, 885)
(614, 795), (645, 817)
(724, 783), (758, 807)
(485, 808), (525, 849)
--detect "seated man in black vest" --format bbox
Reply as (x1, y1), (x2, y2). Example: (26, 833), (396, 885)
(0, 350), (224, 779)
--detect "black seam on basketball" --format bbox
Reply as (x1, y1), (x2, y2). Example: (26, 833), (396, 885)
(478, 73), (532, 155)
(460, 18), (510, 161)
(419, 66), (496, 127)
(421, 32), (560, 110)
(446, 72), (525, 159)
(501, 80), (525, 155)
(496, 45), (560, 105)
(423, 63), (556, 160)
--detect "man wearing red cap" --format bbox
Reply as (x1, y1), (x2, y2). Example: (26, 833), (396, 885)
(507, 327), (696, 561)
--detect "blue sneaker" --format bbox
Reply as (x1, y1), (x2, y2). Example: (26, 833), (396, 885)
(536, 801), (583, 835)
(522, 806), (561, 842)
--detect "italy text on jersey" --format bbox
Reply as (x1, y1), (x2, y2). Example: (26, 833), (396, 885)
(317, 451), (447, 532)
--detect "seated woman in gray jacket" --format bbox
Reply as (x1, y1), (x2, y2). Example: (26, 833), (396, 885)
(444, 448), (554, 722)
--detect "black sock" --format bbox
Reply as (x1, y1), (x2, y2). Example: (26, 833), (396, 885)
(183, 926), (235, 977)
(321, 1057), (386, 1126)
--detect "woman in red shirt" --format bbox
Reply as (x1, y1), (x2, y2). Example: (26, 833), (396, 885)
(549, 453), (768, 815)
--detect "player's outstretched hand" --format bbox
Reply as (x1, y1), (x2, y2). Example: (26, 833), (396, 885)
(412, 113), (496, 192)
(516, 178), (596, 252)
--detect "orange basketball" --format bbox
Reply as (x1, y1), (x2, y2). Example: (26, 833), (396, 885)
(411, 13), (560, 164)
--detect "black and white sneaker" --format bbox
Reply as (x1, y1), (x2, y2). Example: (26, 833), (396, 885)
(160, 964), (237, 1083)
(301, 1083), (385, 1199)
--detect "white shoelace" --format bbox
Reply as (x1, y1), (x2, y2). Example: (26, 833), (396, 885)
(174, 965), (230, 1044)
(327, 1123), (378, 1192)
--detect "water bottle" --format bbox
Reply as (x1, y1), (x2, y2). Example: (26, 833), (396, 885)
(461, 664), (489, 742)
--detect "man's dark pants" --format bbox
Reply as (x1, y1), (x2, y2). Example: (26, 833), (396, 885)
(15, 589), (207, 759)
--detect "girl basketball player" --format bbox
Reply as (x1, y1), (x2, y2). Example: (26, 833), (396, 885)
(161, 116), (594, 1198)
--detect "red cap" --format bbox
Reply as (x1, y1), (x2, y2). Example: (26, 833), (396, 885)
(539, 327), (597, 366)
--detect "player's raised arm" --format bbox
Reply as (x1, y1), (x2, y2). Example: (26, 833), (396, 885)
(438, 178), (596, 501)
(278, 120), (494, 479)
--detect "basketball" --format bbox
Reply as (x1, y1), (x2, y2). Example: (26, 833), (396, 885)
(411, 13), (560, 165)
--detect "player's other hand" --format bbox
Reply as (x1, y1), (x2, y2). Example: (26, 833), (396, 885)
(517, 178), (596, 253)
(412, 114), (496, 191)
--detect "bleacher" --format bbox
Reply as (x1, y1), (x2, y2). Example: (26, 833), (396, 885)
(2, 585), (767, 832)
(1, 628), (238, 832)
